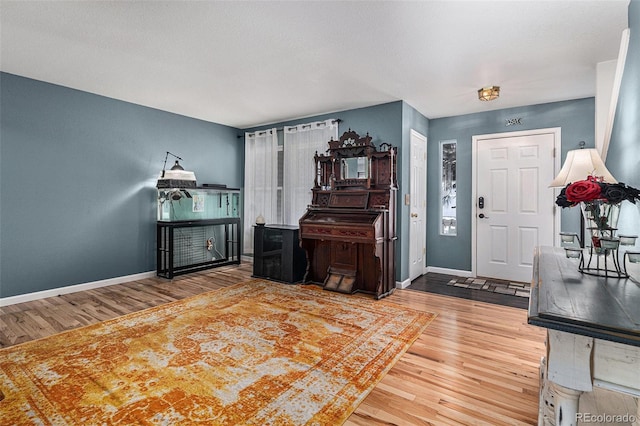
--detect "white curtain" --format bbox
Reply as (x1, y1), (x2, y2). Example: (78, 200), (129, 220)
(244, 128), (278, 254)
(283, 119), (338, 225)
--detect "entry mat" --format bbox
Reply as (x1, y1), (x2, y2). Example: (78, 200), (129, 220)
(447, 277), (531, 298)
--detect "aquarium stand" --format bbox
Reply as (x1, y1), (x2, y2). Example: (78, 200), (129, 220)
(156, 218), (241, 279)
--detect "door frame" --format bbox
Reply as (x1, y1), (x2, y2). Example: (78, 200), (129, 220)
(409, 129), (428, 281)
(471, 127), (562, 279)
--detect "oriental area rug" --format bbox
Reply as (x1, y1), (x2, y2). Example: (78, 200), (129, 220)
(0, 280), (436, 425)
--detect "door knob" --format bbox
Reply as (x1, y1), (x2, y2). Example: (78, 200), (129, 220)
(479, 213), (489, 219)
(411, 213), (418, 218)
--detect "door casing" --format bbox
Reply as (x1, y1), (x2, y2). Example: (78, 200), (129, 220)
(471, 127), (562, 280)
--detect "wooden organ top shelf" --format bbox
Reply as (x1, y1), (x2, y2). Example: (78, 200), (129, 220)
(299, 130), (397, 299)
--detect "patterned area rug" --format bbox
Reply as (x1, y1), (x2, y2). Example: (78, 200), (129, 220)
(447, 277), (531, 298)
(0, 280), (435, 425)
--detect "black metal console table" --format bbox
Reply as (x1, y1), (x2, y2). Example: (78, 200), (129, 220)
(157, 218), (241, 279)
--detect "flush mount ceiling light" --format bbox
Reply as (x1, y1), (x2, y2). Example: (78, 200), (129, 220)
(478, 86), (500, 101)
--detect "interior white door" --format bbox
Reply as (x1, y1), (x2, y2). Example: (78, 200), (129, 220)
(409, 130), (427, 281)
(474, 130), (557, 283)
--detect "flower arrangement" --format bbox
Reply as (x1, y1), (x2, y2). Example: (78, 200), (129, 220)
(555, 176), (640, 208)
(556, 175), (640, 254)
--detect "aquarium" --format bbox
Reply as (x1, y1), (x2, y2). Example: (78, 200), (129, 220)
(157, 186), (241, 221)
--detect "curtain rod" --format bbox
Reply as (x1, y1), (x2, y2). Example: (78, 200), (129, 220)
(238, 119), (341, 138)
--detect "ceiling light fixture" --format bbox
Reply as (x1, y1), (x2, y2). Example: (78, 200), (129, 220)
(478, 86), (500, 101)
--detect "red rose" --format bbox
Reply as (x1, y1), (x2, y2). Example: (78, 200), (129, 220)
(565, 180), (603, 203)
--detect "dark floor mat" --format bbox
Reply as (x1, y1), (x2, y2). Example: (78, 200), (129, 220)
(407, 273), (530, 309)
(446, 276), (531, 297)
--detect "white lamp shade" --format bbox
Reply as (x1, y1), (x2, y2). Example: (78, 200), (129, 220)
(549, 148), (617, 187)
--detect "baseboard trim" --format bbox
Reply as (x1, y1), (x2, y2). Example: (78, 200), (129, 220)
(425, 266), (473, 278)
(1, 267), (473, 306)
(395, 278), (412, 289)
(0, 271), (157, 307)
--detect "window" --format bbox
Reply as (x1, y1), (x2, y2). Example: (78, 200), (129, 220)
(283, 119), (338, 226)
(244, 120), (338, 254)
(440, 140), (457, 236)
(243, 129), (278, 253)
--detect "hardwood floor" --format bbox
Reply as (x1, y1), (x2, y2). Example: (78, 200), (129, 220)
(0, 264), (547, 425)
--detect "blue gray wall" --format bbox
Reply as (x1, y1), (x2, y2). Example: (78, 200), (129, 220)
(427, 98), (595, 271)
(245, 101), (404, 145)
(0, 73), (243, 298)
(608, 0), (640, 188)
(0, 74), (429, 298)
(607, 0), (640, 238)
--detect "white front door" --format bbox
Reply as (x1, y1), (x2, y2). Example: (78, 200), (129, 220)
(409, 130), (427, 281)
(473, 128), (559, 283)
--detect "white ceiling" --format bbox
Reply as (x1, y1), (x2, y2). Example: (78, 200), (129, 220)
(0, 1), (629, 129)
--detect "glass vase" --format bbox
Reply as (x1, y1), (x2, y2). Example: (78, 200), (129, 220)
(579, 201), (627, 278)
(580, 201), (620, 253)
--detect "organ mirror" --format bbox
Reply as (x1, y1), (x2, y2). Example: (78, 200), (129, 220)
(341, 157), (369, 179)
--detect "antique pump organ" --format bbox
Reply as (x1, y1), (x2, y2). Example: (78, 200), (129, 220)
(299, 130), (397, 299)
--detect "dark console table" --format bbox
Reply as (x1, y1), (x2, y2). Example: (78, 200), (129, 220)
(253, 224), (306, 283)
(528, 246), (640, 425)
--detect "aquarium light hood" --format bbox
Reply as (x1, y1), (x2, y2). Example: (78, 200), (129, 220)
(157, 152), (197, 189)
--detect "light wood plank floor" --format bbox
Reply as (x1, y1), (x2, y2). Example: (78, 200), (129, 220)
(0, 264), (546, 425)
